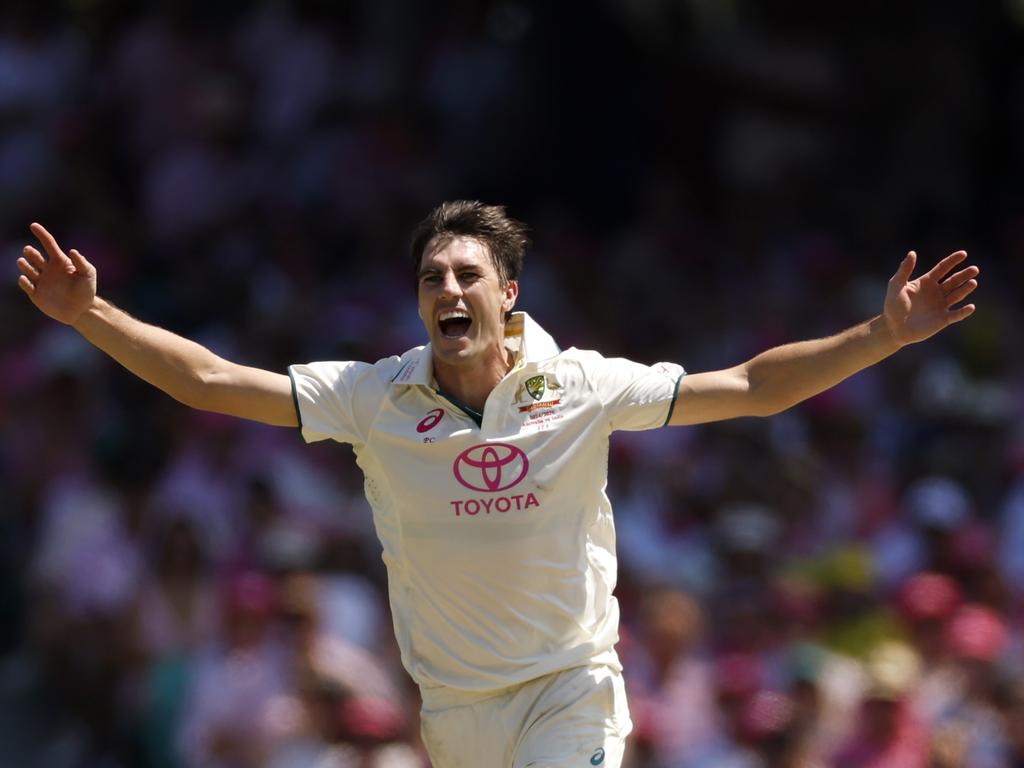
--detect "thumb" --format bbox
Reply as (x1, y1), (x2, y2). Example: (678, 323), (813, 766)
(68, 249), (95, 276)
(892, 251), (916, 286)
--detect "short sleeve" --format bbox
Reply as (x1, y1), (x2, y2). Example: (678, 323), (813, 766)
(577, 351), (686, 432)
(288, 360), (389, 445)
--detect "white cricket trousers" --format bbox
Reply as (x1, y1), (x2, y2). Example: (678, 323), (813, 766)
(419, 664), (632, 768)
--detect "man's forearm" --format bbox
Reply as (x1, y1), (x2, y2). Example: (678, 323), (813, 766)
(663, 249), (974, 428)
(72, 297), (297, 425)
(73, 297), (232, 410)
(744, 315), (902, 416)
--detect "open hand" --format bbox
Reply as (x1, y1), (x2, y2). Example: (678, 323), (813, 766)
(883, 250), (978, 347)
(17, 223), (97, 326)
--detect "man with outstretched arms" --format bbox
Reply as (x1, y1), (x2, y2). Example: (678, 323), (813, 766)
(17, 201), (979, 767)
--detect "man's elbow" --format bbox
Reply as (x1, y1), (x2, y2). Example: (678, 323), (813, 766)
(174, 379), (211, 411)
(744, 381), (792, 418)
(751, 399), (788, 418)
(180, 364), (226, 411)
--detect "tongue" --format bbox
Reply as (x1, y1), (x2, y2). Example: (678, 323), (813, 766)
(440, 318), (472, 337)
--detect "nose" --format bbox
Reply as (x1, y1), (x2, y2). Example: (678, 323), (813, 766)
(439, 269), (461, 298)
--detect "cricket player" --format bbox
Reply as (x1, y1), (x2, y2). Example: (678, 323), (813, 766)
(17, 201), (979, 767)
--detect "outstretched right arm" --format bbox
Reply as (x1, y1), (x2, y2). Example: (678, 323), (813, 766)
(17, 223), (297, 427)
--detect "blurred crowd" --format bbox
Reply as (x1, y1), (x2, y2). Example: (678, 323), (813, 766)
(1, 1), (1023, 766)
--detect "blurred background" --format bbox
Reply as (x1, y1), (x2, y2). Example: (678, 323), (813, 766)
(1, 1), (1023, 766)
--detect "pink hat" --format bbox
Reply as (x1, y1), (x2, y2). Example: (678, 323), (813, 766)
(898, 572), (962, 622)
(945, 605), (1008, 661)
(739, 690), (794, 742)
(337, 696), (405, 743)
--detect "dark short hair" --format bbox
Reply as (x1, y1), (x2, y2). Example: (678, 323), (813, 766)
(410, 200), (529, 288)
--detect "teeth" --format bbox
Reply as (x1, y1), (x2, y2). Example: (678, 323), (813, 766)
(439, 309), (470, 322)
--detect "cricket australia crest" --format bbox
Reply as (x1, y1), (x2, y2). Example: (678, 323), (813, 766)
(525, 375), (546, 400)
(513, 373), (564, 413)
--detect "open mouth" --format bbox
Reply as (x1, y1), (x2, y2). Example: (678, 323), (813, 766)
(438, 309), (472, 339)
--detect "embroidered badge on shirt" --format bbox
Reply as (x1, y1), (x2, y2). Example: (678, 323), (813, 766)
(525, 375), (546, 401)
(513, 374), (564, 413)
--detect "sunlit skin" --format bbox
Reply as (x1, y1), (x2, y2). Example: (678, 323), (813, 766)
(417, 235), (518, 412)
(17, 221), (980, 428)
(881, 250), (978, 346)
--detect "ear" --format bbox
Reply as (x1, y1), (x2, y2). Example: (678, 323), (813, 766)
(502, 280), (519, 313)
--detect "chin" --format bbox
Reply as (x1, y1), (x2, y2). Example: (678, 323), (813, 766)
(432, 341), (474, 364)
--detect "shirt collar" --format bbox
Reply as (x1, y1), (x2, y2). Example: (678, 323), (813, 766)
(389, 311), (559, 387)
(503, 311), (560, 368)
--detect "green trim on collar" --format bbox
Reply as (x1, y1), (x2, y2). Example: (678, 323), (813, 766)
(434, 388), (483, 427)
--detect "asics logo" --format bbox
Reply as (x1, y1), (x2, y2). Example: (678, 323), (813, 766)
(416, 408), (444, 433)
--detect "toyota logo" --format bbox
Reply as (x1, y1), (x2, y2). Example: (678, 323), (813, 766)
(453, 443), (529, 492)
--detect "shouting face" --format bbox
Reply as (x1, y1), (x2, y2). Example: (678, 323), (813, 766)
(417, 235), (518, 371)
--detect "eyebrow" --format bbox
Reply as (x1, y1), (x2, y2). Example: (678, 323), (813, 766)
(417, 262), (482, 279)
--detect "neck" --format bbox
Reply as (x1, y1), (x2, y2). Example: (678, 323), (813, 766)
(433, 347), (514, 412)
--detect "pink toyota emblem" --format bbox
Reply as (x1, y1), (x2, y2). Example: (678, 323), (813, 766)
(453, 443), (529, 492)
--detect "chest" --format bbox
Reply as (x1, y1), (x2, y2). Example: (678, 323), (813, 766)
(357, 368), (608, 521)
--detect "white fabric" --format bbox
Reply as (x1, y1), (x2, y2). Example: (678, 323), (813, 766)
(289, 312), (684, 698)
(419, 664), (631, 768)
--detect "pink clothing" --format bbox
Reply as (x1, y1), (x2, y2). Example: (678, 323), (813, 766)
(627, 655), (724, 765)
(833, 700), (930, 768)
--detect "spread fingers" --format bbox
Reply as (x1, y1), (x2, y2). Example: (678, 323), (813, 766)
(17, 274), (35, 294)
(941, 265), (980, 295)
(23, 245), (46, 270)
(17, 256), (40, 281)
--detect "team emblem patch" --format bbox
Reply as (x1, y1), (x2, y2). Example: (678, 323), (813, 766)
(513, 373), (565, 417)
(525, 375), (546, 401)
(513, 373), (563, 407)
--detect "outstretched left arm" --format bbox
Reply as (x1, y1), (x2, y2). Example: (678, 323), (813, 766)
(668, 250), (979, 426)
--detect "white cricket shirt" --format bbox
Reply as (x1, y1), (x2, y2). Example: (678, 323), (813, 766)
(289, 313), (685, 702)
